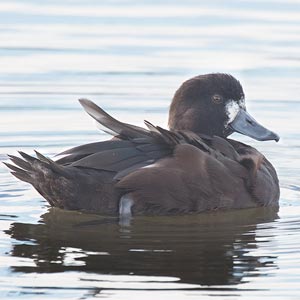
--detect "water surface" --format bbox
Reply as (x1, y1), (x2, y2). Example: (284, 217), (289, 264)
(0, 0), (300, 299)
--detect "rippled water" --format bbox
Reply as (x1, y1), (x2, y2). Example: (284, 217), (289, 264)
(0, 0), (300, 299)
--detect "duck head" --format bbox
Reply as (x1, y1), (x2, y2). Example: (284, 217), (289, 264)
(168, 73), (279, 142)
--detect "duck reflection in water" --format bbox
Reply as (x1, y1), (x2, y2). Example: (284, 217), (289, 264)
(6, 207), (278, 287)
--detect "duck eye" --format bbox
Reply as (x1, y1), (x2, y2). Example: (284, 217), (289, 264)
(212, 94), (223, 104)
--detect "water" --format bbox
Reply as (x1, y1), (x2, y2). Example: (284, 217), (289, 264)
(0, 0), (300, 299)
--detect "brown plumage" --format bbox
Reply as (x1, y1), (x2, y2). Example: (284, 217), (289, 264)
(5, 74), (280, 216)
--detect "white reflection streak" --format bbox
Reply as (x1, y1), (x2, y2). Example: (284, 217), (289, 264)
(1, 23), (300, 37)
(0, 2), (300, 21)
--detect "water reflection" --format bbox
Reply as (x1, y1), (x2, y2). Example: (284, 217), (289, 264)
(6, 207), (278, 287)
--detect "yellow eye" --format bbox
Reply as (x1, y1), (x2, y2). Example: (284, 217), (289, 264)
(212, 94), (223, 104)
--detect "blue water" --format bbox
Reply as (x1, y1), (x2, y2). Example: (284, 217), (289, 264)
(0, 0), (300, 299)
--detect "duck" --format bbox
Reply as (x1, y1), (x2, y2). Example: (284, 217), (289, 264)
(5, 73), (280, 217)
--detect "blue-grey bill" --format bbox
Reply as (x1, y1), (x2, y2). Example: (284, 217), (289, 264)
(229, 109), (280, 142)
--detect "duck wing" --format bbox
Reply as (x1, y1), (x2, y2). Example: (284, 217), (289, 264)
(78, 99), (153, 139)
(51, 99), (170, 175)
(55, 99), (215, 178)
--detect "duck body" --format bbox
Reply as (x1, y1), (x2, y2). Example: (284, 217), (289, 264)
(6, 74), (280, 216)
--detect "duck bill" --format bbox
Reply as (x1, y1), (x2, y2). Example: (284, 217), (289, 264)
(229, 109), (280, 142)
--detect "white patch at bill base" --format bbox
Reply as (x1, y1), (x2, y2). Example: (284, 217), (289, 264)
(225, 99), (244, 126)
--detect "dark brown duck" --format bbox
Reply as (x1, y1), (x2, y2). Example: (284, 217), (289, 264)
(5, 73), (280, 216)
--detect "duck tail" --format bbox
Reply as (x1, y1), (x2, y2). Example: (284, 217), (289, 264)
(4, 151), (72, 208)
(4, 152), (34, 184)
